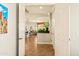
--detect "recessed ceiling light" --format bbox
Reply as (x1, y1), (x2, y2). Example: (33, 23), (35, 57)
(40, 6), (43, 9)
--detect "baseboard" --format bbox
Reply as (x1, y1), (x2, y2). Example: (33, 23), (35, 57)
(37, 41), (52, 44)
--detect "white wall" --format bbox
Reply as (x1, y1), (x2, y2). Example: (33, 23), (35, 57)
(0, 3), (17, 56)
(70, 4), (79, 56)
(54, 4), (69, 56)
(37, 33), (51, 44)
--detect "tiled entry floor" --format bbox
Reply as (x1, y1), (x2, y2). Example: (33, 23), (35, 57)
(25, 35), (55, 56)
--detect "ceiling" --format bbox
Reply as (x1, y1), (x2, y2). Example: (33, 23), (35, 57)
(25, 5), (54, 15)
(25, 5), (54, 23)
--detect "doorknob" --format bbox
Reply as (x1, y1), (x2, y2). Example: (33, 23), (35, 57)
(69, 38), (70, 40)
(19, 38), (23, 40)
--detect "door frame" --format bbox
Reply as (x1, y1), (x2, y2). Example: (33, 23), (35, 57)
(16, 3), (19, 56)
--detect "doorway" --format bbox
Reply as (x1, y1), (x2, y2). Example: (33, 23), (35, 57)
(19, 4), (55, 56)
(25, 4), (55, 56)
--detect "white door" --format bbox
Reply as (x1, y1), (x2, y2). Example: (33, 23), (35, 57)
(70, 4), (79, 56)
(54, 4), (70, 56)
(19, 4), (26, 56)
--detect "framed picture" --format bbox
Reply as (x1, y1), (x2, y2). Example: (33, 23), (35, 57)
(37, 22), (49, 33)
(0, 4), (8, 33)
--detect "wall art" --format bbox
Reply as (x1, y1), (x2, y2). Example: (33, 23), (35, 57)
(0, 4), (8, 33)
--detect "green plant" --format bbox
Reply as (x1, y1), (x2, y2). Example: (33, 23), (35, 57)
(37, 28), (49, 33)
(37, 22), (49, 33)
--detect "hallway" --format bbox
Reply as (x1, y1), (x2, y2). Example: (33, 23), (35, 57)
(25, 35), (55, 56)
